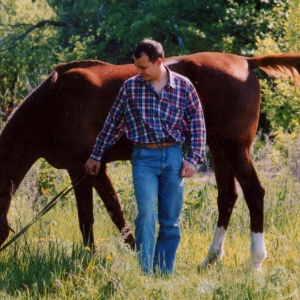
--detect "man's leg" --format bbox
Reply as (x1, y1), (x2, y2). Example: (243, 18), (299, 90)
(154, 145), (184, 274)
(131, 147), (160, 274)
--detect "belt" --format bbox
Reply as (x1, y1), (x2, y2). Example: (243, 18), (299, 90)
(134, 142), (177, 149)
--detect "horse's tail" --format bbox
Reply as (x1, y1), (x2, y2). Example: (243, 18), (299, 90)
(247, 53), (300, 85)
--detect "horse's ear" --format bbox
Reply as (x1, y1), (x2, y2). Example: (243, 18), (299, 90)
(49, 71), (58, 94)
(51, 71), (58, 86)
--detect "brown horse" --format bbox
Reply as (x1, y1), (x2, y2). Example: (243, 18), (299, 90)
(1, 52), (300, 269)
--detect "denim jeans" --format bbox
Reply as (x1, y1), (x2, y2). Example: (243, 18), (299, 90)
(131, 144), (184, 274)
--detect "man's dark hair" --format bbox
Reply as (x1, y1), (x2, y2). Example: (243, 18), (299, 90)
(133, 39), (164, 63)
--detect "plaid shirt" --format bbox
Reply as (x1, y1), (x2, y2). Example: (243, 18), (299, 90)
(91, 68), (206, 166)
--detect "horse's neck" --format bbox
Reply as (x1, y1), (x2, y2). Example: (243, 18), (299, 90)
(0, 119), (40, 195)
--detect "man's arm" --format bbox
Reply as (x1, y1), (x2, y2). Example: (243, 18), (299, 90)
(182, 81), (206, 175)
(85, 85), (127, 175)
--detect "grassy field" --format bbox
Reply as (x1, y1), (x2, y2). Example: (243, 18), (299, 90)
(0, 135), (300, 299)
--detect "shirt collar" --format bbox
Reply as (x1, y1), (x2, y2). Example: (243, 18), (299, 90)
(167, 67), (176, 89)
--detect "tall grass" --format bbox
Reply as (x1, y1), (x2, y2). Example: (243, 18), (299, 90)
(1, 134), (300, 299)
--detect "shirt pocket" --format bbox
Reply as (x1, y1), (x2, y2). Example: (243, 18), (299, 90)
(160, 102), (183, 129)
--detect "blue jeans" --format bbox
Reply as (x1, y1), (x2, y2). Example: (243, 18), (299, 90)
(131, 144), (184, 274)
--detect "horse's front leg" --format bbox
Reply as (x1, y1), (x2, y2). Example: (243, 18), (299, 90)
(201, 146), (238, 267)
(92, 166), (135, 250)
(68, 170), (95, 248)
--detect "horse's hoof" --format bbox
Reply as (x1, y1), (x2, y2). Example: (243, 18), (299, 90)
(200, 247), (222, 267)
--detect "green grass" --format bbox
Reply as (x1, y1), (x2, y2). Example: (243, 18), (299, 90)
(1, 138), (300, 299)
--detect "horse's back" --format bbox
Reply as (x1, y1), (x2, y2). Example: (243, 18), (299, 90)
(167, 53), (260, 145)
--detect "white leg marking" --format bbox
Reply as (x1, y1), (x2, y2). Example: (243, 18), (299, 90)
(251, 232), (267, 270)
(201, 226), (226, 266)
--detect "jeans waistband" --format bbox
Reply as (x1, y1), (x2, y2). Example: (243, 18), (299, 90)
(133, 142), (177, 149)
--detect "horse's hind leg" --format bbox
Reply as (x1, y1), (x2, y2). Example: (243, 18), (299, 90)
(92, 166), (135, 250)
(201, 145), (238, 267)
(228, 148), (267, 269)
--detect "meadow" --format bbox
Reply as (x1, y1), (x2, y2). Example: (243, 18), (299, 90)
(0, 132), (300, 299)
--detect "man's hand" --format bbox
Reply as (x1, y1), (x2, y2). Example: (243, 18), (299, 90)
(180, 160), (196, 178)
(85, 158), (101, 175)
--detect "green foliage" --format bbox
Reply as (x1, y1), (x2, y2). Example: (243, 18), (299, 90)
(0, 0), (58, 114)
(36, 159), (71, 206)
(254, 0), (300, 134)
(285, 0), (300, 52)
(260, 78), (300, 132)
(218, 0), (288, 55)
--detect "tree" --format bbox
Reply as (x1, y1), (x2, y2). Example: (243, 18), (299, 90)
(0, 0), (59, 120)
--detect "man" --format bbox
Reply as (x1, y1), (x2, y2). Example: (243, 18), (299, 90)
(85, 39), (206, 274)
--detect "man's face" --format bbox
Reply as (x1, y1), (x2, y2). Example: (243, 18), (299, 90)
(134, 54), (161, 81)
